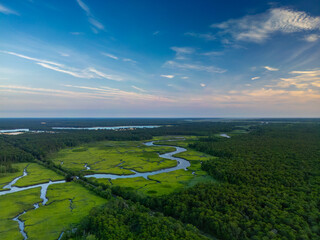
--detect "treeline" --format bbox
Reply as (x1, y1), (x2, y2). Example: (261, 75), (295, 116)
(1, 130), (152, 161)
(0, 130), (151, 175)
(0, 138), (34, 173)
(0, 118), (185, 130)
(62, 198), (209, 240)
(147, 122), (243, 136)
(145, 123), (320, 239)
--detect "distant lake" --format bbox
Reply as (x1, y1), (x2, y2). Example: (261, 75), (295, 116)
(52, 126), (160, 130)
(0, 129), (29, 133)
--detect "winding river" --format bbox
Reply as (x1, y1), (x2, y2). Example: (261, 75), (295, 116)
(0, 169), (66, 240)
(85, 141), (190, 180)
(0, 140), (189, 240)
(1, 136), (230, 239)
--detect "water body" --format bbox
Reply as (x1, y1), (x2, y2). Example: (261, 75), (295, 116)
(0, 129), (29, 133)
(84, 163), (90, 170)
(13, 211), (28, 240)
(85, 141), (190, 180)
(1, 173), (65, 239)
(220, 133), (231, 138)
(52, 125), (159, 130)
(0, 180), (66, 197)
(3, 167), (28, 189)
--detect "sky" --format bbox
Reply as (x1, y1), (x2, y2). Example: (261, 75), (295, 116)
(0, 0), (320, 118)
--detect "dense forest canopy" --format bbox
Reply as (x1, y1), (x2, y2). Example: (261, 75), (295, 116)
(145, 123), (320, 239)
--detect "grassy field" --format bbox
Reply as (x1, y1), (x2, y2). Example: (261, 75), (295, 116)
(14, 163), (64, 187)
(106, 136), (216, 196)
(51, 136), (217, 197)
(0, 163), (29, 190)
(110, 169), (215, 196)
(0, 188), (41, 240)
(49, 141), (177, 175)
(21, 182), (107, 240)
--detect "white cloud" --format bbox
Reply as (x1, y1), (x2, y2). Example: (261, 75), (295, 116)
(0, 3), (18, 15)
(123, 58), (137, 64)
(264, 66), (279, 71)
(275, 69), (320, 89)
(201, 51), (224, 56)
(102, 52), (119, 60)
(4, 51), (63, 67)
(200, 83), (206, 87)
(153, 31), (160, 36)
(185, 32), (216, 41)
(251, 76), (260, 80)
(88, 17), (104, 30)
(212, 8), (320, 42)
(37, 63), (87, 78)
(181, 76), (189, 79)
(76, 0), (90, 15)
(161, 75), (175, 79)
(170, 47), (194, 59)
(59, 52), (70, 57)
(4, 51), (122, 81)
(0, 84), (173, 103)
(132, 85), (146, 92)
(304, 34), (319, 42)
(164, 61), (226, 73)
(87, 68), (123, 81)
(76, 0), (104, 32)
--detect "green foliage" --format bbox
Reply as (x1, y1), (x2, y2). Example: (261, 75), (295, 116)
(21, 182), (107, 240)
(0, 162), (28, 189)
(49, 141), (177, 175)
(14, 163), (64, 187)
(63, 198), (209, 240)
(0, 188), (41, 240)
(153, 123), (320, 239)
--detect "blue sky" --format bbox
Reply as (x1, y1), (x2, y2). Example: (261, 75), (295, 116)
(0, 0), (319, 117)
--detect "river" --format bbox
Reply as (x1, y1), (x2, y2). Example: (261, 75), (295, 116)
(0, 136), (230, 239)
(85, 141), (190, 180)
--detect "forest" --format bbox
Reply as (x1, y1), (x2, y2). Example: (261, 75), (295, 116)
(0, 119), (319, 239)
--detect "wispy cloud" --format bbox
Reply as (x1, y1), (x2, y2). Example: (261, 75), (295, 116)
(70, 32), (83, 35)
(170, 47), (194, 60)
(161, 75), (175, 79)
(273, 69), (320, 89)
(264, 66), (279, 71)
(0, 84), (174, 103)
(153, 31), (160, 36)
(185, 32), (216, 41)
(102, 52), (119, 60)
(132, 85), (146, 92)
(164, 61), (226, 73)
(123, 58), (137, 64)
(0, 3), (18, 15)
(63, 85), (173, 102)
(251, 76), (260, 80)
(59, 52), (70, 57)
(304, 34), (319, 42)
(101, 52), (137, 64)
(212, 8), (320, 43)
(88, 67), (123, 81)
(201, 51), (224, 56)
(76, 0), (104, 33)
(4, 51), (122, 81)
(3, 51), (63, 67)
(200, 83), (206, 87)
